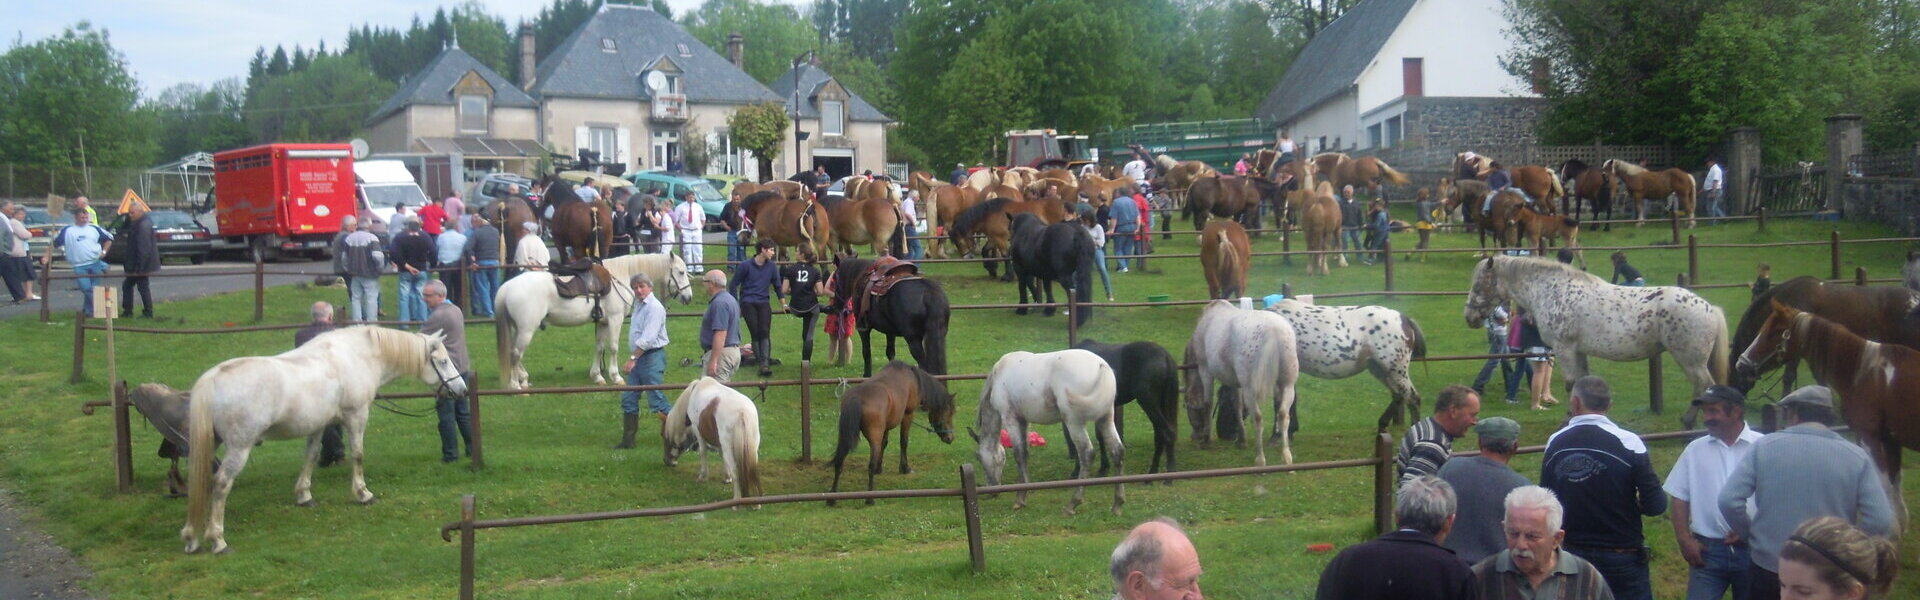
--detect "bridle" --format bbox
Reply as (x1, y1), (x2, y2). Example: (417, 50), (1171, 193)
(1466, 257), (1503, 317)
(1744, 312), (1806, 373)
(426, 346), (465, 398)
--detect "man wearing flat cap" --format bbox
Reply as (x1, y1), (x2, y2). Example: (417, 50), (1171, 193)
(1439, 416), (1530, 564)
(1718, 385), (1895, 600)
(1664, 385), (1762, 600)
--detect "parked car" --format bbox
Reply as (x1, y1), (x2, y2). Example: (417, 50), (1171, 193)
(465, 172), (534, 217)
(703, 174), (744, 204)
(21, 207), (72, 262)
(104, 210), (213, 265)
(626, 170), (727, 225)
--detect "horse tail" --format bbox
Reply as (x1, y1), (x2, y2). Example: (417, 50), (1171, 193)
(1549, 171), (1566, 203)
(1375, 158), (1410, 185)
(1214, 230), (1241, 298)
(927, 190), (944, 255)
(1402, 314), (1428, 360)
(185, 374), (217, 542)
(1710, 306), (1732, 385)
(830, 392), (863, 472)
(664, 380), (697, 445)
(495, 295), (516, 388)
(732, 401), (763, 498)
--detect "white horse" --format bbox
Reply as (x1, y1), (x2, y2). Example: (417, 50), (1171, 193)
(662, 377), (763, 501)
(1267, 298), (1427, 433)
(1464, 255), (1729, 425)
(181, 326), (466, 554)
(1185, 300), (1299, 465)
(495, 253), (694, 389)
(970, 349), (1123, 516)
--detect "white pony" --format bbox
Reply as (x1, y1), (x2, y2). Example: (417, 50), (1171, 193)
(1267, 298), (1427, 433)
(1464, 255), (1729, 424)
(662, 377), (763, 501)
(495, 253), (694, 389)
(1185, 300), (1299, 465)
(181, 326), (466, 554)
(970, 349), (1123, 516)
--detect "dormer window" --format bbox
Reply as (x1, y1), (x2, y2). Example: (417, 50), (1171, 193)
(821, 100), (844, 136)
(601, 38), (617, 53)
(458, 94), (489, 134)
(676, 43), (691, 57)
(664, 73), (681, 94)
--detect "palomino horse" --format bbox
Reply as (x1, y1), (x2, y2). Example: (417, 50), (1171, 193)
(544, 179), (613, 262)
(965, 167), (1001, 192)
(821, 176), (903, 256)
(830, 257), (952, 377)
(1267, 298), (1427, 433)
(1312, 153), (1411, 197)
(1602, 159), (1698, 227)
(1077, 174), (1134, 207)
(1509, 165), (1566, 215)
(1737, 303), (1920, 521)
(1007, 213), (1095, 325)
(1511, 206), (1585, 268)
(662, 377), (763, 502)
(1559, 159), (1616, 228)
(1730, 276), (1920, 392)
(740, 190), (832, 259)
(1300, 181), (1344, 275)
(1185, 300), (1300, 465)
(494, 253), (693, 389)
(1199, 220), (1249, 299)
(827, 361), (956, 505)
(1153, 155), (1217, 196)
(1453, 152), (1494, 180)
(1185, 175), (1281, 232)
(970, 349), (1123, 515)
(908, 171), (981, 259)
(1464, 255), (1729, 426)
(1072, 339), (1181, 477)
(182, 327), (466, 554)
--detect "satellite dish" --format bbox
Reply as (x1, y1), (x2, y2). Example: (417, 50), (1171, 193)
(349, 138), (371, 160)
(643, 70), (667, 92)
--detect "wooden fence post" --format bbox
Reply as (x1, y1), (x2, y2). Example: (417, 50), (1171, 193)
(1670, 213), (1681, 245)
(799, 360), (813, 463)
(38, 268), (51, 323)
(1687, 235), (1699, 285)
(1756, 206), (1767, 233)
(1373, 433), (1393, 535)
(1856, 267), (1868, 287)
(1382, 239), (1394, 291)
(467, 383), (485, 470)
(70, 314), (86, 384)
(1830, 230), (1842, 280)
(961, 463), (987, 574)
(252, 257), (265, 322)
(1065, 290), (1078, 347)
(114, 380), (133, 494)
(458, 494), (477, 600)
(1282, 225), (1292, 265)
(1648, 352), (1665, 415)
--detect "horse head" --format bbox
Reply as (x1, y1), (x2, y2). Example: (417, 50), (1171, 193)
(970, 402), (1006, 485)
(666, 255), (695, 304)
(419, 332), (467, 397)
(917, 369), (957, 445)
(1463, 256), (1504, 328)
(1737, 300), (1805, 380)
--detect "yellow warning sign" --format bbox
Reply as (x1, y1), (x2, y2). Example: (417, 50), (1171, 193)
(117, 189), (150, 215)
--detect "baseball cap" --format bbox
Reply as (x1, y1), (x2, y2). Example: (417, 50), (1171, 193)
(1476, 417), (1521, 443)
(1691, 385), (1746, 408)
(1776, 385), (1835, 409)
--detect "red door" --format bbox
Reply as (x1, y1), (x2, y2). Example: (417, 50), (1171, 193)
(1403, 58), (1424, 97)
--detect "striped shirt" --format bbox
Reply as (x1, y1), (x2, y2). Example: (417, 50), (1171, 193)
(1396, 417), (1456, 486)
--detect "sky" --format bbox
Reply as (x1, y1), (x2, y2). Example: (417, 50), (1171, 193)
(7, 0), (807, 97)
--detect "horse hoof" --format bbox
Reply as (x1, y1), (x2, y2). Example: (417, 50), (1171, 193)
(1063, 505), (1079, 517)
(183, 541), (199, 554)
(356, 495), (377, 506)
(864, 499), (876, 506)
(295, 499), (316, 508)
(1014, 308), (1029, 315)
(1012, 501), (1026, 510)
(899, 467), (912, 475)
(211, 542), (231, 555)
(1112, 505), (1124, 516)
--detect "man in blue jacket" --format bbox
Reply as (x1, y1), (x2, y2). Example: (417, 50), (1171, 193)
(1541, 376), (1665, 600)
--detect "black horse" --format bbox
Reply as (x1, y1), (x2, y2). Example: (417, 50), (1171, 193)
(1071, 339), (1181, 478)
(831, 257), (952, 377)
(1006, 213), (1095, 326)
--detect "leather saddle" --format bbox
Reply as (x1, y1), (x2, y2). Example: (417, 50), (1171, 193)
(551, 258), (613, 300)
(854, 256), (921, 319)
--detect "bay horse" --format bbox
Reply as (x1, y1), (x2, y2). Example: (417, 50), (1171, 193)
(1559, 159), (1616, 229)
(1006, 213), (1096, 326)
(486, 186), (538, 262)
(1185, 174), (1280, 232)
(826, 361), (956, 505)
(182, 327), (467, 554)
(1509, 165), (1566, 215)
(1185, 300), (1299, 464)
(830, 256), (952, 376)
(494, 253), (693, 389)
(1512, 206), (1585, 268)
(820, 176), (903, 256)
(1300, 181), (1343, 275)
(1729, 276), (1920, 392)
(1267, 298), (1428, 433)
(545, 179), (613, 262)
(1199, 220), (1250, 299)
(662, 377), (763, 502)
(1464, 255), (1729, 426)
(1439, 178), (1524, 248)
(1602, 159), (1697, 227)
(1072, 339), (1181, 477)
(739, 190), (832, 259)
(908, 171), (981, 259)
(1736, 302), (1920, 521)
(970, 349), (1123, 515)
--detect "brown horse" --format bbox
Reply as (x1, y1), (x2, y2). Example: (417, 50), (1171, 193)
(545, 182), (613, 262)
(908, 172), (982, 259)
(1512, 206), (1584, 268)
(486, 189), (538, 262)
(763, 180), (810, 203)
(1452, 152), (1494, 180)
(1300, 181), (1343, 275)
(739, 190), (831, 258)
(1559, 159), (1616, 228)
(1510, 165), (1566, 215)
(1438, 178), (1525, 248)
(1602, 159), (1697, 227)
(1077, 174), (1134, 207)
(826, 360), (956, 506)
(1318, 155), (1411, 197)
(950, 196), (1060, 280)
(1730, 276), (1920, 392)
(1277, 156), (1317, 226)
(1736, 302), (1920, 521)
(1153, 155), (1217, 194)
(1023, 173), (1079, 214)
(1200, 220), (1251, 299)
(821, 177), (903, 256)
(1185, 174), (1281, 231)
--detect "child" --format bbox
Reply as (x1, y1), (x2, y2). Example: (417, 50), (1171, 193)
(1364, 199), (1390, 266)
(1411, 187), (1435, 262)
(1610, 251), (1646, 286)
(1751, 263), (1772, 298)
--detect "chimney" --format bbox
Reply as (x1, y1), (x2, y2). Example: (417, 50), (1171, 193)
(518, 21), (536, 90)
(727, 32), (743, 69)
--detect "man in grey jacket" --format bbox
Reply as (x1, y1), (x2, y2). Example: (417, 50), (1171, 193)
(1718, 385), (1894, 600)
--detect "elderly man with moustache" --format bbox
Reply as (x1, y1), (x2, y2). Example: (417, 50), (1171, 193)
(1471, 486), (1615, 600)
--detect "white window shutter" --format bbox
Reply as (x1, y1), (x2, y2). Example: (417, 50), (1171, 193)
(616, 128), (633, 167)
(574, 126), (590, 155)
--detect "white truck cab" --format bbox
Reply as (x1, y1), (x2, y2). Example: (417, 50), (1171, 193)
(354, 160), (431, 227)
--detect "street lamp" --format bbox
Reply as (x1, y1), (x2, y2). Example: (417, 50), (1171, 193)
(791, 89), (807, 178)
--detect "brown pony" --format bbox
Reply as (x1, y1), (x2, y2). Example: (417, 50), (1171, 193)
(1730, 276), (1920, 392)
(1510, 165), (1566, 214)
(908, 172), (982, 258)
(739, 190), (831, 258)
(1300, 181), (1343, 275)
(1602, 159), (1697, 227)
(821, 176), (903, 256)
(1512, 206), (1584, 268)
(1737, 302), (1920, 520)
(1200, 220), (1251, 299)
(1185, 174), (1281, 231)
(545, 182), (613, 262)
(826, 361), (956, 505)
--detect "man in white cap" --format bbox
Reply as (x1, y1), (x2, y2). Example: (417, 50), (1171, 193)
(514, 221), (549, 271)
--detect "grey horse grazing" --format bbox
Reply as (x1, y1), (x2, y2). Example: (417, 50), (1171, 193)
(1463, 255), (1728, 426)
(129, 382), (211, 497)
(1267, 298), (1428, 433)
(1184, 300), (1300, 465)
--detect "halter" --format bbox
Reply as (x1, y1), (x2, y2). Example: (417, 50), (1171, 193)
(426, 346), (465, 399)
(1745, 312), (1807, 372)
(1466, 257), (1503, 316)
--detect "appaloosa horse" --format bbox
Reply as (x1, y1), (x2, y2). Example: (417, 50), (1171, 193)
(1268, 298), (1428, 433)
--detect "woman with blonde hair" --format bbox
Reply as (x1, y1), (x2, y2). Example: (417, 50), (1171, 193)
(1777, 516), (1898, 600)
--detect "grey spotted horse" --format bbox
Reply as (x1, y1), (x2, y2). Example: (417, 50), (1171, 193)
(1268, 298), (1428, 434)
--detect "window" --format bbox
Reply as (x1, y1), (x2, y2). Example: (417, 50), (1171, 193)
(821, 100), (844, 136)
(458, 94), (488, 134)
(1386, 116), (1403, 146)
(601, 38), (617, 53)
(1402, 58), (1423, 97)
(676, 43), (692, 57)
(589, 127), (617, 162)
(664, 74), (681, 94)
(1368, 124), (1382, 149)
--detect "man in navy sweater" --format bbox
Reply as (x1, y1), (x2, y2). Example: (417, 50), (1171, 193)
(1542, 376), (1665, 600)
(729, 239), (784, 376)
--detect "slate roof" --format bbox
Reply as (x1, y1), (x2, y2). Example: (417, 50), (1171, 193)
(1254, 0), (1419, 124)
(768, 64), (892, 123)
(367, 46), (538, 126)
(528, 5), (779, 104)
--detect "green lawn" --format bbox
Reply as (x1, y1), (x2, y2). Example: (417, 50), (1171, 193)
(3, 214), (1917, 598)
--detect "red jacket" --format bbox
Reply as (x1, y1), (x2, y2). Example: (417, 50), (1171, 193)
(417, 203), (447, 235)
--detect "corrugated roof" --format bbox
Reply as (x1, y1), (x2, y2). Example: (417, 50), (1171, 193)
(768, 63), (892, 123)
(528, 5), (778, 104)
(366, 47), (538, 126)
(1254, 0), (1418, 124)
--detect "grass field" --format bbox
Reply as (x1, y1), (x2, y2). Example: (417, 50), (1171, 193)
(3, 213), (1917, 598)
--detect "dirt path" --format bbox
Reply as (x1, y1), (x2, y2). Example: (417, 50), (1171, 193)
(0, 487), (97, 599)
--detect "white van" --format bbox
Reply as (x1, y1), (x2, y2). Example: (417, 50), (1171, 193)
(354, 160), (431, 227)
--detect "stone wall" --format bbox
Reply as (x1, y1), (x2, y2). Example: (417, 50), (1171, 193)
(1841, 177), (1920, 235)
(1404, 97), (1547, 156)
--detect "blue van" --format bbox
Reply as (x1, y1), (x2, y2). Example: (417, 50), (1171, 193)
(625, 171), (728, 227)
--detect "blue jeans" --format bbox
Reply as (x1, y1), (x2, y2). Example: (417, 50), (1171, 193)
(905, 221), (923, 259)
(1507, 352), (1533, 402)
(726, 231), (745, 263)
(1112, 229), (1138, 270)
(1342, 229), (1364, 262)
(1706, 189), (1727, 222)
(1091, 246), (1113, 299)
(398, 271), (428, 323)
(470, 260), (499, 316)
(1472, 335), (1512, 393)
(435, 373), (474, 462)
(622, 348), (669, 415)
(73, 261), (106, 315)
(1686, 536), (1752, 600)
(1571, 546), (1653, 600)
(350, 276), (380, 323)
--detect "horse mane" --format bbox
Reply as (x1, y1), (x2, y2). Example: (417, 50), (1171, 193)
(1606, 159), (1647, 176)
(1495, 254), (1605, 286)
(330, 326), (427, 377)
(832, 257), (873, 298)
(953, 197), (1012, 236)
(546, 179), (584, 206)
(909, 362), (953, 413)
(1154, 155), (1178, 172)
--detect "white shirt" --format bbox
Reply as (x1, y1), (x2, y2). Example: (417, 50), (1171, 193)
(1547, 413), (1647, 453)
(672, 201), (702, 232)
(1663, 425), (1763, 538)
(1086, 223), (1106, 247)
(1704, 164), (1725, 191)
(628, 292), (669, 353)
(1122, 159), (1148, 181)
(901, 196), (918, 222)
(1278, 138), (1296, 154)
(576, 185), (600, 203)
(514, 234), (550, 268)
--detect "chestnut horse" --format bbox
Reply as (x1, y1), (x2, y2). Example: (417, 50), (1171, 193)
(1729, 276), (1920, 392)
(1300, 181), (1344, 275)
(822, 176), (902, 256)
(908, 172), (981, 259)
(826, 361), (956, 506)
(739, 190), (831, 259)
(1452, 152), (1494, 181)
(1512, 206), (1584, 268)
(545, 181), (613, 262)
(1602, 159), (1697, 227)
(1510, 165), (1566, 215)
(1078, 174), (1134, 207)
(1559, 159), (1616, 228)
(1313, 153), (1411, 197)
(1200, 220), (1251, 299)
(1153, 155), (1217, 195)
(1439, 178), (1525, 248)
(1185, 174), (1281, 231)
(1736, 302), (1920, 521)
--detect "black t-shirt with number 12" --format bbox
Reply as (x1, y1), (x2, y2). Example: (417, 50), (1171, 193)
(781, 263), (823, 312)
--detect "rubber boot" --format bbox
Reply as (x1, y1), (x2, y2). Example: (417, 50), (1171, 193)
(613, 413), (639, 449)
(756, 337), (774, 376)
